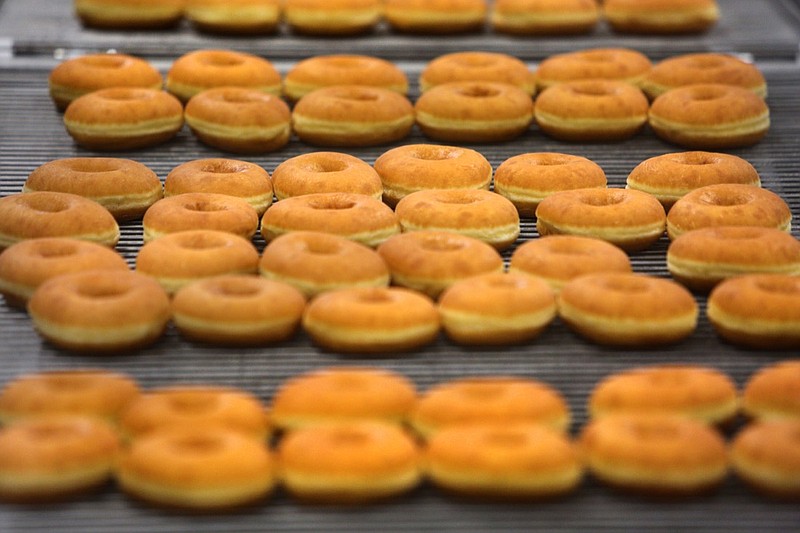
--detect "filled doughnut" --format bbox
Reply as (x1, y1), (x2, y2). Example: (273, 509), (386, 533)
(383, 0), (487, 34)
(603, 0), (719, 34)
(491, 0), (599, 36)
(283, 0), (382, 35)
(142, 192), (259, 242)
(74, 0), (184, 29)
(271, 152), (383, 201)
(534, 48), (652, 91)
(184, 0), (282, 34)
(284, 55), (408, 102)
(730, 420), (800, 500)
(642, 53), (767, 100)
(741, 360), (800, 421)
(419, 51), (535, 95)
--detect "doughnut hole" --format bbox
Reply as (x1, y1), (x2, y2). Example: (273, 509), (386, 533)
(75, 281), (129, 300)
(531, 155), (573, 166)
(688, 86), (728, 102)
(183, 201), (227, 213)
(418, 234), (466, 252)
(174, 232), (230, 251)
(354, 289), (395, 305)
(97, 88), (153, 102)
(303, 238), (343, 256)
(697, 190), (753, 207)
(171, 434), (226, 455)
(434, 191), (484, 205)
(207, 278), (263, 298)
(306, 196), (357, 211)
(21, 194), (71, 214)
(454, 55), (496, 68)
(200, 160), (250, 174)
(456, 84), (502, 99)
(671, 153), (721, 166)
(305, 159), (349, 173)
(754, 277), (800, 296)
(569, 83), (616, 97)
(215, 90), (269, 105)
(64, 159), (122, 174)
(199, 52), (245, 68)
(409, 146), (462, 161)
(333, 89), (380, 103)
(81, 55), (130, 70)
(599, 276), (651, 294)
(32, 240), (80, 259)
(578, 190), (627, 207)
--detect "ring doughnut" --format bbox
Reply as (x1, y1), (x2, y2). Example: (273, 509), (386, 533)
(558, 272), (698, 346)
(27, 269), (171, 353)
(491, 0), (600, 36)
(283, 0), (382, 35)
(642, 53), (767, 100)
(48, 53), (162, 112)
(534, 48), (652, 91)
(75, 0), (184, 29)
(419, 52), (535, 95)
(603, 0), (719, 34)
(184, 0), (281, 34)
(383, 0), (487, 34)
(742, 360), (800, 422)
(731, 420), (800, 501)
(272, 152), (383, 201)
(142, 192), (259, 242)
(284, 55), (408, 102)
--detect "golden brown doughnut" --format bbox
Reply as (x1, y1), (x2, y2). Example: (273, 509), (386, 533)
(184, 0), (281, 34)
(75, 0), (184, 29)
(438, 272), (557, 345)
(27, 269), (171, 353)
(283, 0), (382, 35)
(278, 422), (421, 503)
(377, 231), (504, 298)
(301, 287), (440, 353)
(558, 272), (698, 346)
(292, 85), (415, 147)
(166, 49), (282, 103)
(117, 426), (274, 509)
(0, 369), (140, 425)
(136, 229), (259, 295)
(165, 158), (273, 216)
(588, 365), (739, 426)
(491, 0), (599, 36)
(0, 192), (119, 249)
(415, 81), (534, 143)
(649, 84), (770, 149)
(534, 48), (652, 90)
(742, 360), (800, 422)
(384, 0), (487, 34)
(425, 422), (583, 499)
(142, 192), (259, 242)
(666, 184), (792, 240)
(642, 53), (767, 100)
(411, 376), (570, 438)
(172, 275), (306, 345)
(509, 235), (632, 292)
(706, 274), (800, 350)
(284, 55), (409, 102)
(63, 88), (183, 151)
(395, 189), (520, 250)
(731, 420), (800, 501)
(272, 152), (383, 201)
(626, 151), (761, 210)
(494, 152), (606, 217)
(534, 79), (649, 141)
(270, 366), (417, 429)
(25, 158), (162, 221)
(580, 414), (728, 496)
(603, 0), (719, 34)
(374, 144), (492, 207)
(259, 231), (390, 297)
(419, 51), (536, 95)
(667, 226), (800, 292)
(261, 192), (400, 247)
(0, 238), (128, 308)
(0, 416), (120, 503)
(184, 87), (291, 154)
(536, 188), (666, 252)
(48, 53), (162, 112)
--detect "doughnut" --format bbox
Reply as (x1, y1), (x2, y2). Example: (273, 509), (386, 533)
(260, 192), (400, 248)
(0, 369), (140, 425)
(667, 226), (800, 292)
(411, 376), (570, 438)
(394, 189), (521, 251)
(603, 0), (719, 34)
(588, 365), (738, 426)
(292, 85), (414, 147)
(558, 272), (698, 346)
(580, 414), (728, 496)
(419, 52), (536, 95)
(414, 81), (534, 143)
(374, 144), (492, 207)
(437, 272), (557, 345)
(184, 0), (281, 34)
(535, 188), (666, 252)
(425, 423), (583, 499)
(641, 53), (767, 100)
(377, 231), (504, 298)
(0, 238), (128, 308)
(301, 287), (440, 353)
(271, 152), (383, 201)
(172, 275), (306, 346)
(258, 231), (390, 297)
(120, 386), (270, 441)
(136, 230), (259, 295)
(0, 192), (119, 249)
(534, 48), (652, 91)
(166, 49), (282, 103)
(494, 152), (607, 217)
(284, 55), (408, 102)
(648, 84), (770, 149)
(270, 367), (417, 429)
(184, 87), (291, 154)
(142, 192), (259, 242)
(0, 416), (120, 503)
(533, 79), (649, 142)
(742, 360), (800, 421)
(24, 158), (162, 221)
(283, 0), (382, 35)
(383, 0), (487, 34)
(626, 151), (761, 210)
(509, 235), (632, 292)
(117, 427), (274, 509)
(731, 420), (800, 500)
(706, 274), (800, 350)
(74, 0), (184, 29)
(63, 88), (183, 151)
(666, 184), (792, 240)
(165, 158), (273, 216)
(27, 269), (171, 353)
(48, 53), (162, 112)
(491, 0), (600, 35)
